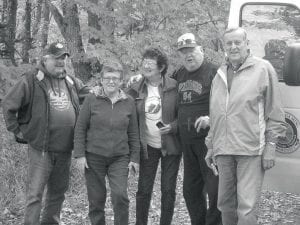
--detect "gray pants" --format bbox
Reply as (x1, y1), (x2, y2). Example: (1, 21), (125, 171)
(216, 155), (265, 225)
(85, 152), (130, 225)
(24, 146), (71, 225)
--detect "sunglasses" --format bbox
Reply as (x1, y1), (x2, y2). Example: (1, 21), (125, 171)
(177, 38), (196, 47)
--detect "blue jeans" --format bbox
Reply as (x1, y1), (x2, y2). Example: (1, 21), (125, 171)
(85, 152), (130, 225)
(24, 146), (71, 225)
(136, 146), (181, 225)
(182, 139), (221, 225)
(216, 155), (265, 225)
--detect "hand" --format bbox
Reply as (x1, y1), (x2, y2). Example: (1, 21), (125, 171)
(127, 74), (143, 87)
(194, 116), (210, 132)
(15, 131), (24, 139)
(205, 148), (216, 169)
(76, 157), (89, 174)
(89, 85), (101, 96)
(159, 124), (172, 135)
(262, 142), (276, 170)
(36, 70), (44, 80)
(15, 131), (27, 144)
(128, 161), (139, 177)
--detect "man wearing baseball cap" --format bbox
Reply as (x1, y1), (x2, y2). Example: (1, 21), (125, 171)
(2, 42), (90, 224)
(171, 33), (221, 225)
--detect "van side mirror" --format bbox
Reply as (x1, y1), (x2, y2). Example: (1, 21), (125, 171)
(283, 43), (300, 86)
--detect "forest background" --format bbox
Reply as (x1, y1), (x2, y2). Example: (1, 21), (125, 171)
(0, 0), (299, 224)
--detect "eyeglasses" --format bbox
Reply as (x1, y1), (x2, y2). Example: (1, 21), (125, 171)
(177, 38), (196, 48)
(142, 60), (157, 67)
(101, 77), (121, 83)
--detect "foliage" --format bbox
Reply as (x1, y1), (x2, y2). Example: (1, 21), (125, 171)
(0, 0), (230, 96)
(0, 61), (34, 99)
(77, 0), (230, 78)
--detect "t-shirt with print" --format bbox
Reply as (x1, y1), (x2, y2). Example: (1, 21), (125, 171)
(145, 84), (162, 148)
(172, 60), (217, 142)
(45, 77), (76, 152)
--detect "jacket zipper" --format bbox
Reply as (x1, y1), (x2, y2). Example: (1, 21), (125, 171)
(160, 87), (164, 151)
(218, 69), (230, 151)
(38, 81), (49, 155)
(110, 98), (115, 153)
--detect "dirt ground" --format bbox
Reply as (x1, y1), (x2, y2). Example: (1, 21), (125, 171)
(0, 110), (300, 225)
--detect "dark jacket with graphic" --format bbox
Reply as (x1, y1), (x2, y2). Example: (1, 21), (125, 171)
(171, 60), (217, 142)
(2, 64), (90, 152)
(127, 76), (181, 159)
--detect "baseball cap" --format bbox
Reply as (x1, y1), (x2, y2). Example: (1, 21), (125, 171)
(177, 33), (198, 50)
(44, 42), (70, 58)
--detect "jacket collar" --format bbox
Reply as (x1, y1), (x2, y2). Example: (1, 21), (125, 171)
(94, 86), (128, 100)
(222, 54), (255, 73)
(36, 62), (67, 81)
(217, 55), (257, 86)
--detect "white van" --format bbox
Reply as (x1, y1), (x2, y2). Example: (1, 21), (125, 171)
(228, 0), (300, 194)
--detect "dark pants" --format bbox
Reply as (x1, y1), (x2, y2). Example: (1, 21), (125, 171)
(182, 139), (221, 225)
(136, 145), (181, 225)
(85, 152), (130, 225)
(24, 146), (71, 225)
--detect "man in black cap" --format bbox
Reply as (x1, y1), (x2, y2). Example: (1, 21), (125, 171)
(2, 42), (90, 225)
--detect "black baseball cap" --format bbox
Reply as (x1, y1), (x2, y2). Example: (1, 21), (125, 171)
(44, 42), (70, 58)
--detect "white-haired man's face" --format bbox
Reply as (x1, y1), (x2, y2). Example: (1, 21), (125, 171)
(178, 46), (204, 72)
(224, 29), (249, 66)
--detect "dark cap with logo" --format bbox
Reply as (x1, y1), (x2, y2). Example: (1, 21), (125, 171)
(43, 42), (70, 58)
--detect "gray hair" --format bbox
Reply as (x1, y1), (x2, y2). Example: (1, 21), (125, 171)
(100, 61), (124, 79)
(223, 27), (248, 40)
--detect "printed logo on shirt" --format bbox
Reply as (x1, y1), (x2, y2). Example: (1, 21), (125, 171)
(49, 89), (71, 111)
(145, 96), (161, 120)
(178, 80), (202, 103)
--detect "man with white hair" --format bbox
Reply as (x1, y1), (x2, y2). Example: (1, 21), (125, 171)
(172, 33), (221, 225)
(205, 27), (286, 225)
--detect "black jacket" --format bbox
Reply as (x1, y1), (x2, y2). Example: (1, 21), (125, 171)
(2, 66), (90, 152)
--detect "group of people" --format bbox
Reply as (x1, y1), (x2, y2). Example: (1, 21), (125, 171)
(2, 27), (286, 225)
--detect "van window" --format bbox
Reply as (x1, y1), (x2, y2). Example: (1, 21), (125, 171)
(241, 4), (300, 80)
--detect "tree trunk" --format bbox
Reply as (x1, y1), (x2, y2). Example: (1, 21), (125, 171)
(64, 1), (87, 82)
(1, 0), (7, 22)
(22, 0), (32, 63)
(40, 0), (50, 48)
(87, 0), (101, 44)
(32, 0), (43, 37)
(49, 0), (89, 82)
(6, 0), (17, 65)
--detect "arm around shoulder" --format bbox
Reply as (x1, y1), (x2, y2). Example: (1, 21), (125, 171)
(73, 77), (91, 104)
